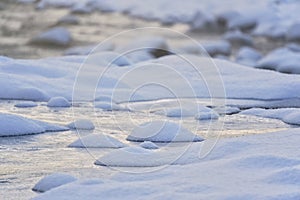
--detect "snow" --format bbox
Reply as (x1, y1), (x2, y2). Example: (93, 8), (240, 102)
(236, 46), (262, 67)
(57, 15), (79, 25)
(223, 30), (253, 46)
(0, 113), (67, 136)
(47, 97), (71, 107)
(87, 51), (131, 67)
(14, 101), (38, 108)
(202, 41), (231, 56)
(68, 134), (126, 148)
(32, 173), (76, 192)
(67, 119), (95, 130)
(94, 102), (128, 111)
(30, 27), (72, 46)
(139, 141), (159, 149)
(241, 108), (300, 125)
(126, 120), (204, 143)
(195, 110), (219, 120)
(64, 43), (114, 56)
(33, 128), (300, 200)
(214, 106), (240, 115)
(286, 23), (300, 42)
(256, 48), (300, 74)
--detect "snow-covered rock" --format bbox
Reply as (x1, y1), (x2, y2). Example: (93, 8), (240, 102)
(47, 97), (71, 107)
(202, 41), (231, 56)
(286, 23), (300, 42)
(236, 47), (262, 67)
(33, 173), (76, 192)
(68, 134), (126, 148)
(30, 27), (72, 46)
(14, 101), (38, 108)
(139, 141), (159, 149)
(67, 119), (95, 130)
(227, 16), (256, 31)
(127, 121), (204, 143)
(190, 11), (217, 31)
(223, 30), (253, 46)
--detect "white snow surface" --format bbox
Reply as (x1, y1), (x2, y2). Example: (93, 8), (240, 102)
(68, 134), (126, 148)
(14, 101), (38, 108)
(34, 128), (300, 199)
(30, 27), (72, 46)
(139, 141), (159, 150)
(127, 120), (204, 142)
(32, 173), (77, 192)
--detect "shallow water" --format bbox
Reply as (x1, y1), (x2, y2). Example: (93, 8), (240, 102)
(0, 99), (291, 200)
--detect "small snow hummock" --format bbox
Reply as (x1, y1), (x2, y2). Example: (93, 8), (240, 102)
(14, 101), (38, 108)
(67, 119), (95, 130)
(139, 141), (159, 149)
(32, 173), (76, 193)
(94, 146), (168, 167)
(30, 27), (72, 46)
(0, 113), (67, 136)
(68, 134), (126, 148)
(127, 120), (203, 143)
(47, 97), (71, 107)
(5, 87), (50, 102)
(94, 102), (128, 111)
(195, 110), (219, 120)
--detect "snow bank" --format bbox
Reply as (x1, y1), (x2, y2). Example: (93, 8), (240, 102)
(256, 48), (300, 74)
(127, 120), (203, 143)
(33, 173), (76, 192)
(67, 119), (95, 130)
(30, 27), (72, 46)
(139, 141), (159, 149)
(68, 134), (126, 148)
(47, 97), (71, 107)
(14, 101), (38, 108)
(0, 113), (67, 136)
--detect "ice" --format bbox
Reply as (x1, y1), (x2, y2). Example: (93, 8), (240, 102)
(32, 173), (76, 192)
(14, 101), (38, 108)
(139, 141), (159, 149)
(68, 134), (126, 148)
(30, 27), (72, 46)
(256, 48), (300, 74)
(47, 97), (71, 108)
(67, 119), (95, 130)
(236, 47), (262, 67)
(0, 113), (67, 136)
(126, 120), (204, 142)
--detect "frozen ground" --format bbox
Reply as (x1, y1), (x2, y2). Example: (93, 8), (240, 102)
(0, 0), (300, 200)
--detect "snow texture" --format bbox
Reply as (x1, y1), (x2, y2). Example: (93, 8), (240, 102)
(68, 134), (126, 148)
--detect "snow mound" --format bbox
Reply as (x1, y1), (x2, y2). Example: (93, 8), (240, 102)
(30, 27), (72, 46)
(139, 141), (159, 149)
(67, 119), (95, 130)
(68, 134), (126, 148)
(0, 113), (45, 136)
(203, 41), (231, 56)
(94, 102), (128, 111)
(256, 48), (300, 74)
(158, 105), (215, 118)
(214, 106), (240, 115)
(286, 23), (300, 42)
(33, 173), (76, 192)
(127, 121), (203, 143)
(94, 146), (167, 167)
(57, 15), (79, 25)
(14, 101), (38, 108)
(236, 47), (262, 67)
(0, 87), (50, 101)
(47, 97), (71, 107)
(64, 42), (114, 56)
(0, 113), (67, 136)
(223, 30), (253, 46)
(227, 16), (256, 31)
